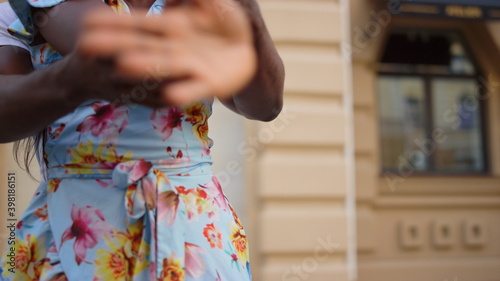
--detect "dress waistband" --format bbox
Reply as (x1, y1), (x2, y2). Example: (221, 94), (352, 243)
(47, 160), (213, 181)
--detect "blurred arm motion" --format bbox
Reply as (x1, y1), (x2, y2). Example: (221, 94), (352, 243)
(0, 0), (284, 142)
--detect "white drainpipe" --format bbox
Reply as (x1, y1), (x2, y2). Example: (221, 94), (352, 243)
(340, 0), (358, 280)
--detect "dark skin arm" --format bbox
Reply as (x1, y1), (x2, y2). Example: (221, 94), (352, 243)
(219, 0), (284, 121)
(0, 44), (166, 143)
(36, 0), (284, 121)
(0, 49), (85, 142)
(0, 0), (282, 142)
(0, 45), (33, 74)
(34, 0), (107, 56)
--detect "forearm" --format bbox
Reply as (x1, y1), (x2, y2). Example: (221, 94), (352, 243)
(0, 58), (83, 143)
(230, 0), (285, 121)
(36, 0), (109, 55)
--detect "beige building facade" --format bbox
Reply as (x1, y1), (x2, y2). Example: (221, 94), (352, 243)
(1, 0), (500, 281)
(250, 0), (500, 280)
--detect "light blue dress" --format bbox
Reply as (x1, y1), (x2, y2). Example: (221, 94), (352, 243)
(0, 0), (252, 280)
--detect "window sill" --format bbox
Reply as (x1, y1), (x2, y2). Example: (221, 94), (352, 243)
(377, 175), (500, 196)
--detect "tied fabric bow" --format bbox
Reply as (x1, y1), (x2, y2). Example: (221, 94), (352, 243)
(112, 160), (158, 220)
(111, 159), (178, 279)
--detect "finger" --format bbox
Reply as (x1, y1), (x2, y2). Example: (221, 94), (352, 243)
(187, 0), (215, 14)
(189, 0), (241, 21)
(82, 8), (148, 31)
(115, 49), (194, 80)
(135, 10), (193, 37)
(85, 9), (194, 39)
(162, 79), (212, 105)
(78, 28), (164, 57)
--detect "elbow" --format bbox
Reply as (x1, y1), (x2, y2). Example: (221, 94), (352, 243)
(259, 98), (283, 122)
(260, 72), (285, 122)
(246, 92), (283, 122)
(255, 75), (285, 122)
(240, 60), (285, 122)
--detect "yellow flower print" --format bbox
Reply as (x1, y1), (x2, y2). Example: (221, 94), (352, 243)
(176, 187), (212, 221)
(65, 141), (132, 174)
(159, 253), (185, 281)
(2, 234), (47, 281)
(47, 179), (62, 194)
(184, 103), (207, 126)
(94, 246), (128, 281)
(184, 103), (212, 155)
(154, 169), (170, 187)
(94, 221), (149, 281)
(229, 221), (250, 267)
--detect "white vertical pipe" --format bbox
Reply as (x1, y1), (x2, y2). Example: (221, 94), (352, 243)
(340, 0), (358, 280)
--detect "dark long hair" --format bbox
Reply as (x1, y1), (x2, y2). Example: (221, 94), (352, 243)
(13, 130), (46, 181)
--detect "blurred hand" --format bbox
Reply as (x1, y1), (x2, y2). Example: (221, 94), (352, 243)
(77, 0), (257, 106)
(63, 51), (167, 108)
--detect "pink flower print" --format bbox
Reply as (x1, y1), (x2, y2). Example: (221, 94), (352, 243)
(141, 176), (157, 210)
(158, 190), (179, 226)
(117, 159), (153, 184)
(150, 107), (184, 141)
(48, 242), (58, 254)
(77, 102), (129, 144)
(185, 243), (206, 278)
(154, 168), (170, 187)
(149, 262), (156, 281)
(158, 148), (190, 168)
(48, 123), (65, 140)
(34, 204), (48, 221)
(61, 205), (112, 265)
(119, 160), (157, 212)
(231, 253), (238, 262)
(176, 186), (209, 221)
(200, 176), (228, 211)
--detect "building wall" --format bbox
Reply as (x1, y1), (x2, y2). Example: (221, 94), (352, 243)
(351, 1), (500, 280)
(0, 143), (40, 253)
(0, 2), (355, 280)
(248, 0), (352, 280)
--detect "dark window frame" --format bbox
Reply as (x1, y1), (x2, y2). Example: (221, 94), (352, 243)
(377, 29), (490, 176)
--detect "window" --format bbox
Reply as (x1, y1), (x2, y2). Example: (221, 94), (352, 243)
(377, 30), (487, 174)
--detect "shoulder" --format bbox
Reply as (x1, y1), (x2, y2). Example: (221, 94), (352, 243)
(0, 2), (19, 26)
(0, 2), (30, 51)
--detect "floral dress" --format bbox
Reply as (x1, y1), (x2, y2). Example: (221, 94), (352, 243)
(0, 0), (252, 280)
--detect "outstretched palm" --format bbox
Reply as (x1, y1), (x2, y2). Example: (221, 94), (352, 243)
(78, 0), (257, 106)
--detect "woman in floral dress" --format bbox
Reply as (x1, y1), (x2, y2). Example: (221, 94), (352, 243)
(0, 0), (284, 279)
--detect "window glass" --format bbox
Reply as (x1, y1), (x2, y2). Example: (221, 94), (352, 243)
(378, 76), (428, 171)
(377, 30), (487, 174)
(431, 78), (485, 172)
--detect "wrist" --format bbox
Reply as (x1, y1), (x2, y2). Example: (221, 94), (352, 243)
(56, 53), (91, 107)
